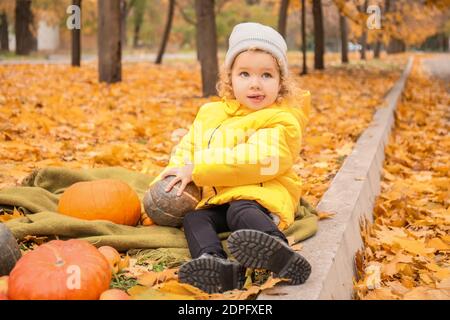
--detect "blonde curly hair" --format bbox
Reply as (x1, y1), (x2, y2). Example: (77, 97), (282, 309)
(216, 47), (297, 105)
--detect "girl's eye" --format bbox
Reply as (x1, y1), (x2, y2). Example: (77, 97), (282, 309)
(239, 71), (249, 77)
(262, 73), (272, 78)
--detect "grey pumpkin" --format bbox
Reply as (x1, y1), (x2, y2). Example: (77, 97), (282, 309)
(0, 223), (22, 276)
(143, 176), (201, 228)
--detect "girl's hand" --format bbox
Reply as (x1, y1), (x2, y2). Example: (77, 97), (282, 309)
(160, 164), (194, 196)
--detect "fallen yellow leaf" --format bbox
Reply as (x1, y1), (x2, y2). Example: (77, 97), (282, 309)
(132, 287), (195, 300)
(156, 280), (210, 298)
(393, 237), (434, 256)
(426, 263), (450, 281)
(317, 211), (335, 220)
(426, 237), (450, 251)
(137, 268), (178, 287)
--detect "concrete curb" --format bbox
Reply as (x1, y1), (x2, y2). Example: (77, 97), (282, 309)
(258, 57), (414, 300)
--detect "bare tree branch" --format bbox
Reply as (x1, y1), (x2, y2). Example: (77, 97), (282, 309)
(215, 0), (231, 15)
(175, 0), (196, 25)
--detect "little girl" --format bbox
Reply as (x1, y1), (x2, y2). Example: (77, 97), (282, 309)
(156, 22), (312, 293)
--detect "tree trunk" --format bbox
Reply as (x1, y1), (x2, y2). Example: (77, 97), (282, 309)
(384, 0), (405, 54)
(195, 4), (202, 63)
(441, 33), (448, 52)
(312, 0), (324, 70)
(15, 0), (35, 55)
(360, 31), (367, 60)
(387, 38), (405, 54)
(0, 12), (9, 52)
(373, 0), (387, 59)
(155, 0), (175, 64)
(71, 0), (81, 67)
(374, 40), (381, 58)
(359, 0), (368, 60)
(133, 21), (141, 48)
(278, 0), (289, 39)
(300, 0), (307, 75)
(339, 14), (348, 64)
(120, 0), (128, 48)
(195, 0), (219, 97)
(132, 0), (144, 48)
(98, 0), (122, 83)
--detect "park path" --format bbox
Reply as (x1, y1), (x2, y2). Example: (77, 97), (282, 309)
(422, 53), (450, 87)
(0, 52), (197, 65)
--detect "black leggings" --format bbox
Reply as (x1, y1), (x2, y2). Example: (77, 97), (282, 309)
(183, 200), (288, 259)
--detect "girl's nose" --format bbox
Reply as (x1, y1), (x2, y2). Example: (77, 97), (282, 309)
(249, 76), (261, 89)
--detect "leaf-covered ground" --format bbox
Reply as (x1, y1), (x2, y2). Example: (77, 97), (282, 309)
(354, 58), (450, 300)
(0, 53), (406, 207)
(0, 53), (409, 299)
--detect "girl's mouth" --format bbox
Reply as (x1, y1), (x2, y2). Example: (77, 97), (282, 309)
(247, 95), (265, 103)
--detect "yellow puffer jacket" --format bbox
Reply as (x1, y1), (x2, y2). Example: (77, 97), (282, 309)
(152, 91), (311, 230)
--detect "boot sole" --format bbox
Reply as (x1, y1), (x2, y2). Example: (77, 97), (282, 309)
(227, 229), (311, 285)
(178, 256), (245, 294)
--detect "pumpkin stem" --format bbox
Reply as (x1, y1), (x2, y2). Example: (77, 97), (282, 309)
(47, 245), (65, 267)
(55, 258), (65, 267)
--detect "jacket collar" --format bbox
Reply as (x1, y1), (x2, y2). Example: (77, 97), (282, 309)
(222, 97), (252, 116)
(221, 93), (310, 127)
(222, 97), (279, 117)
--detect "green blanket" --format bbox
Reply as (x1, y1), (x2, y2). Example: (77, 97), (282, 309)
(0, 167), (318, 254)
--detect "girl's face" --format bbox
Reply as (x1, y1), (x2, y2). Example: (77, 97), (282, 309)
(231, 50), (281, 110)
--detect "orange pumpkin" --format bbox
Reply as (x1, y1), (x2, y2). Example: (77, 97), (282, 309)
(140, 211), (154, 226)
(98, 246), (121, 274)
(8, 239), (111, 300)
(57, 179), (141, 226)
(99, 289), (131, 300)
(0, 276), (8, 298)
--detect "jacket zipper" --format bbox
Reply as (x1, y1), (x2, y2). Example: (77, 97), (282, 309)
(205, 123), (223, 205)
(203, 123), (265, 205)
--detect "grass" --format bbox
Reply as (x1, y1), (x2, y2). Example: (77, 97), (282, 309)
(110, 272), (139, 291)
(252, 269), (272, 286)
(109, 248), (191, 291)
(0, 48), (409, 83)
(341, 58), (406, 72)
(132, 248), (190, 270)
(0, 51), (52, 60)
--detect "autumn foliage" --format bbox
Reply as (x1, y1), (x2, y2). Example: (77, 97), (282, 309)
(0, 54), (406, 207)
(6, 53), (449, 300)
(354, 59), (450, 300)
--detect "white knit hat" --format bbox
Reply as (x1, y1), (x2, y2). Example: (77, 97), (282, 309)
(225, 22), (288, 76)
